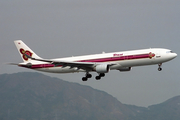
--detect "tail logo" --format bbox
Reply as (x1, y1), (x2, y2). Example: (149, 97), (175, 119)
(20, 48), (33, 61)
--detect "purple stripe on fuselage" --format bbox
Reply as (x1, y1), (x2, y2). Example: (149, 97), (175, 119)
(78, 54), (149, 62)
(23, 53), (150, 69)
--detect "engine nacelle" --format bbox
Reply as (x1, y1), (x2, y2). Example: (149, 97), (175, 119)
(95, 64), (110, 73)
(118, 67), (131, 72)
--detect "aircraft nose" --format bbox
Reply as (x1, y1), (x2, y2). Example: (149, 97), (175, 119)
(174, 53), (177, 58)
(171, 53), (177, 59)
(164, 52), (177, 62)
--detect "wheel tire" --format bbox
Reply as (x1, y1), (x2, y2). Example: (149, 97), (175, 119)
(86, 74), (92, 78)
(158, 68), (162, 71)
(100, 73), (105, 77)
(95, 76), (101, 80)
(82, 77), (88, 81)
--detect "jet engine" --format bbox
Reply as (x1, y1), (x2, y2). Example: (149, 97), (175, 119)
(95, 64), (110, 73)
(118, 67), (131, 72)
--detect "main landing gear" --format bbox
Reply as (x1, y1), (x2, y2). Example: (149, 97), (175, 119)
(158, 63), (162, 71)
(95, 73), (105, 80)
(82, 73), (92, 81)
(82, 73), (105, 81)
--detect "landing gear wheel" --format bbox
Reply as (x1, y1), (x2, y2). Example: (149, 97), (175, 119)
(95, 76), (101, 80)
(82, 77), (88, 81)
(82, 73), (92, 81)
(158, 67), (162, 71)
(99, 73), (105, 77)
(86, 74), (92, 78)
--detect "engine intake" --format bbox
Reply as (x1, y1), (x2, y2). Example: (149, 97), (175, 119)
(95, 64), (110, 73)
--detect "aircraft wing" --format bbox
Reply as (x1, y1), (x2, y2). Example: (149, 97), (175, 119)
(24, 53), (102, 70)
(25, 53), (116, 71)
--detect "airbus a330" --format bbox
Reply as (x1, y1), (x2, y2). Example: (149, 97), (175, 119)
(11, 40), (177, 81)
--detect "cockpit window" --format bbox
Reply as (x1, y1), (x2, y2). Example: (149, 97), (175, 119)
(166, 51), (173, 53)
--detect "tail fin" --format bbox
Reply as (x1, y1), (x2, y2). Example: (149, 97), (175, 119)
(14, 40), (41, 62)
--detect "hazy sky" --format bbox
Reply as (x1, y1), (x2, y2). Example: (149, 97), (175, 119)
(0, 0), (179, 107)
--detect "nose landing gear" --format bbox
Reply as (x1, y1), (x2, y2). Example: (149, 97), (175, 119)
(158, 63), (162, 71)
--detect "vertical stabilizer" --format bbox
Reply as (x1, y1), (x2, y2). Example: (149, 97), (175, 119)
(14, 40), (41, 62)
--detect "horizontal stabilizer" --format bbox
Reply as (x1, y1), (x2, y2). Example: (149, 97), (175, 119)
(5, 63), (20, 65)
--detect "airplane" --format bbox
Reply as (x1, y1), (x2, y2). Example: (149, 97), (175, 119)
(12, 40), (177, 81)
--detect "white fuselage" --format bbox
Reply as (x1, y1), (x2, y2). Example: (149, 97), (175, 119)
(19, 48), (177, 73)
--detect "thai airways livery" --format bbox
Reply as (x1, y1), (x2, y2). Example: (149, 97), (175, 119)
(12, 40), (177, 81)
